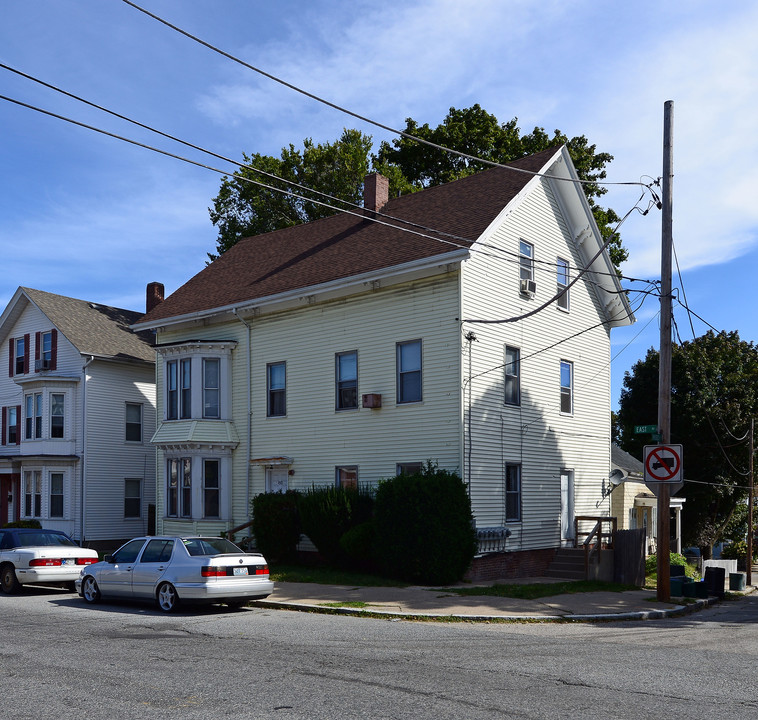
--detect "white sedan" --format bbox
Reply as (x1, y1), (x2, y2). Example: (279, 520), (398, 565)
(76, 536), (274, 612)
(0, 528), (99, 593)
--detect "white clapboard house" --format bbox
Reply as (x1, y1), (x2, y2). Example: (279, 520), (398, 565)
(0, 287), (156, 550)
(133, 146), (633, 577)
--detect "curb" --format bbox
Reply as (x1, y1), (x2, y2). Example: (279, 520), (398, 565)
(251, 594), (722, 623)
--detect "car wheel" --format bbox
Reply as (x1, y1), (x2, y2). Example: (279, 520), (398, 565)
(0, 564), (21, 594)
(81, 575), (101, 604)
(157, 582), (179, 613)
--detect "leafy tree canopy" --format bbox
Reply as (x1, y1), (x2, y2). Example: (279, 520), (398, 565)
(616, 331), (758, 554)
(209, 105), (626, 270)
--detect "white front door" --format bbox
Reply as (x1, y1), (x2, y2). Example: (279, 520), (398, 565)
(266, 468), (289, 494)
(560, 470), (575, 545)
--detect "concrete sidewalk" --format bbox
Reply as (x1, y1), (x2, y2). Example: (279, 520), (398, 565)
(252, 578), (756, 622)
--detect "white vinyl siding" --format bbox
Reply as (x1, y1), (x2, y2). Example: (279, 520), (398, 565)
(460, 175), (613, 550)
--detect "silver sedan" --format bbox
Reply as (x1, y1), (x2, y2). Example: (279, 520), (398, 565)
(75, 536), (273, 612)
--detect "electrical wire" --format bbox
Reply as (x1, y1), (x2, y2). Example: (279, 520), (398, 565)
(122, 0), (653, 191)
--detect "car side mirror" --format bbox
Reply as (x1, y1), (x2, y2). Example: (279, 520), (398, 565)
(104, 554), (114, 563)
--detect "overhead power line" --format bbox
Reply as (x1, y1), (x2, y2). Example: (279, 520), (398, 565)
(122, 0), (653, 191)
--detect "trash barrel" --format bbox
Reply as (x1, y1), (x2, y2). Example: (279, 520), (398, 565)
(729, 572), (746, 591)
(682, 581), (698, 598)
(670, 577), (685, 596)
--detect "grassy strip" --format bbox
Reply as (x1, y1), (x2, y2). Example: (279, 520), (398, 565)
(435, 580), (639, 600)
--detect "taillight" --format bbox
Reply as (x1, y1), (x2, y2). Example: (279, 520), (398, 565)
(201, 566), (226, 577)
(76, 558), (97, 565)
(254, 565), (269, 576)
(29, 558), (62, 567)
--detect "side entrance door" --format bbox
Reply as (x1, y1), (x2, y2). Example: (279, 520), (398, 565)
(560, 469), (575, 546)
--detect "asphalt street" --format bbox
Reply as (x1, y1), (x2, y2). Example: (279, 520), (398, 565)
(1, 587), (757, 720)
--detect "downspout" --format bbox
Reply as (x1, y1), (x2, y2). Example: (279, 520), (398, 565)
(232, 309), (253, 537)
(80, 355), (95, 546)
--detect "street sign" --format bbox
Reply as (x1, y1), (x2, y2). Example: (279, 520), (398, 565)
(643, 444), (684, 495)
(635, 424), (658, 434)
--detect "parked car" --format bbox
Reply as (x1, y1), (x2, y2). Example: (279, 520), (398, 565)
(0, 528), (99, 594)
(75, 536), (273, 612)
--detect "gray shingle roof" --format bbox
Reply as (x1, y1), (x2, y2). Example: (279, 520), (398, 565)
(22, 287), (155, 364)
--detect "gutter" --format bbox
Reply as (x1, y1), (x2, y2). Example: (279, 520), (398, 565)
(232, 308), (253, 539)
(80, 355), (95, 545)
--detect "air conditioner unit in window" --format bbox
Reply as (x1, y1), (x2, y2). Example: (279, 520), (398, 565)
(34, 358), (51, 371)
(362, 393), (382, 409)
(520, 279), (537, 296)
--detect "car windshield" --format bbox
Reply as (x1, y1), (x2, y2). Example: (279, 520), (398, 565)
(182, 537), (243, 556)
(13, 532), (77, 548)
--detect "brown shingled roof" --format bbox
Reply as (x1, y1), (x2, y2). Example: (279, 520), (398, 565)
(140, 147), (559, 324)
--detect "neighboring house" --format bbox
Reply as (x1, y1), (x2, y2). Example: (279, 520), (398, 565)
(134, 146), (634, 578)
(0, 287), (157, 550)
(609, 444), (685, 554)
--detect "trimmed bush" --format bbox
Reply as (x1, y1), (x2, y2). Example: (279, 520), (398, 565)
(373, 462), (477, 585)
(3, 519), (43, 529)
(298, 485), (374, 566)
(340, 520), (377, 570)
(251, 491), (301, 563)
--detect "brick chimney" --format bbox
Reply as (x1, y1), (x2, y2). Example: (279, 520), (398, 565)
(146, 282), (164, 314)
(364, 173), (389, 214)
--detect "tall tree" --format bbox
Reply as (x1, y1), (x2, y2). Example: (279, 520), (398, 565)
(616, 331), (758, 555)
(209, 105), (625, 270)
(376, 105), (626, 270)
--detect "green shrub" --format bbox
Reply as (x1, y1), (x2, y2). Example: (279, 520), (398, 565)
(721, 540), (758, 562)
(3, 519), (43, 529)
(298, 485), (375, 566)
(645, 552), (698, 579)
(251, 491), (301, 563)
(373, 462), (477, 585)
(340, 520), (377, 569)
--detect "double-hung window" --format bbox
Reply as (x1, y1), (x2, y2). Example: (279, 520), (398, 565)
(203, 460), (220, 518)
(560, 360), (573, 415)
(24, 471), (42, 518)
(124, 478), (142, 518)
(166, 360), (178, 420)
(3, 406), (20, 445)
(519, 241), (534, 282)
(180, 358), (192, 419)
(203, 358), (220, 418)
(267, 362), (286, 417)
(505, 464), (521, 522)
(49, 473), (64, 518)
(167, 458), (192, 518)
(396, 340), (422, 404)
(10, 335), (28, 376)
(35, 330), (56, 371)
(125, 403), (142, 442)
(336, 351), (358, 410)
(557, 257), (570, 311)
(50, 393), (64, 438)
(25, 393), (42, 440)
(504, 346), (520, 406)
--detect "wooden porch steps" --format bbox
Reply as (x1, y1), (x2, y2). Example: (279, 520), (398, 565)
(545, 547), (586, 580)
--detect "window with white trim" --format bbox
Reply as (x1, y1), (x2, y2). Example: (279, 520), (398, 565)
(180, 358), (192, 419)
(50, 393), (64, 438)
(560, 360), (573, 415)
(126, 403), (142, 442)
(24, 471), (42, 518)
(504, 346), (520, 406)
(505, 464), (521, 522)
(10, 335), (28, 376)
(124, 478), (142, 518)
(519, 240), (534, 282)
(203, 358), (220, 418)
(336, 351), (358, 410)
(557, 257), (569, 311)
(49, 473), (64, 518)
(396, 462), (423, 476)
(203, 459), (220, 518)
(24, 393), (43, 440)
(2, 405), (20, 446)
(267, 362), (286, 417)
(396, 340), (422, 404)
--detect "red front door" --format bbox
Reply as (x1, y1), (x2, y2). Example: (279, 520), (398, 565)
(0, 474), (20, 525)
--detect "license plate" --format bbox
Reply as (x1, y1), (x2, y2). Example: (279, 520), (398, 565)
(233, 567), (248, 576)
(61, 559), (70, 565)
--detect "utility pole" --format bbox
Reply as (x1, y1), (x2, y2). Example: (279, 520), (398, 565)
(657, 101), (674, 603)
(748, 418), (754, 587)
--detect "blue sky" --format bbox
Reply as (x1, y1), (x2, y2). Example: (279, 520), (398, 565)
(1, 0), (757, 409)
